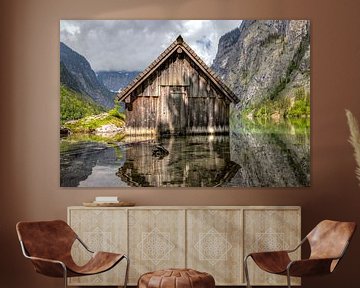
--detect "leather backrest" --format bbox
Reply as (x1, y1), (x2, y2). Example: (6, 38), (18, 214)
(16, 220), (77, 261)
(307, 220), (356, 260)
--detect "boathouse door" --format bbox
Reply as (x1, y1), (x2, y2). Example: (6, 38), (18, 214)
(159, 86), (187, 135)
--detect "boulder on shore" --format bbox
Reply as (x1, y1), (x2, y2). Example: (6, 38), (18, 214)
(60, 127), (71, 137)
(95, 124), (123, 134)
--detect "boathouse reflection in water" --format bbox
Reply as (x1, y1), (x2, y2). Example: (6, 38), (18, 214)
(116, 135), (239, 187)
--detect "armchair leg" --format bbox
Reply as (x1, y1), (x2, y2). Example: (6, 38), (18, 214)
(123, 255), (130, 288)
(286, 269), (291, 288)
(244, 255), (252, 288)
(62, 264), (68, 288)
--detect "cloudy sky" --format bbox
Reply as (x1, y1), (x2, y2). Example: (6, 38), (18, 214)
(60, 20), (242, 72)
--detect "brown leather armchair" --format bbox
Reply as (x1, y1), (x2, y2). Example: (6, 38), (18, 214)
(244, 220), (356, 288)
(16, 220), (129, 288)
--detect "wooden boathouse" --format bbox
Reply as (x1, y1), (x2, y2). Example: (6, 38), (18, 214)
(116, 35), (239, 135)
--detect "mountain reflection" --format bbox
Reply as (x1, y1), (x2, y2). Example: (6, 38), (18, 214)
(227, 118), (310, 187)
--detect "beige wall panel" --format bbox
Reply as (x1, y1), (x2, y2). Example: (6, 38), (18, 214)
(244, 208), (301, 286)
(67, 208), (128, 286)
(187, 209), (243, 285)
(128, 209), (186, 284)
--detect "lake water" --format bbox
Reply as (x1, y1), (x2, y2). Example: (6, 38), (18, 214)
(60, 118), (310, 187)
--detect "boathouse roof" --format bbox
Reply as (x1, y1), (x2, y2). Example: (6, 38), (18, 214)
(116, 35), (239, 103)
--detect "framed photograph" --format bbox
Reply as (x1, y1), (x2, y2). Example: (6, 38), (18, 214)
(60, 20), (310, 187)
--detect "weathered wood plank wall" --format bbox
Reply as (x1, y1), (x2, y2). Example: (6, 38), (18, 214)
(124, 53), (231, 135)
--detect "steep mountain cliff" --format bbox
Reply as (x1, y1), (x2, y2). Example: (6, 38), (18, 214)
(97, 71), (140, 92)
(60, 42), (115, 108)
(60, 62), (83, 93)
(212, 20), (310, 109)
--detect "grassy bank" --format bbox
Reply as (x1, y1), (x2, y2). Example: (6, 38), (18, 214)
(61, 84), (126, 135)
(242, 87), (310, 120)
(63, 109), (125, 134)
(60, 85), (104, 124)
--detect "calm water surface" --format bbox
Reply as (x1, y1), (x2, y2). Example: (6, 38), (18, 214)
(60, 118), (310, 187)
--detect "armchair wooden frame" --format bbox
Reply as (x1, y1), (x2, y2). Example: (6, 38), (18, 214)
(16, 220), (129, 288)
(244, 220), (356, 288)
